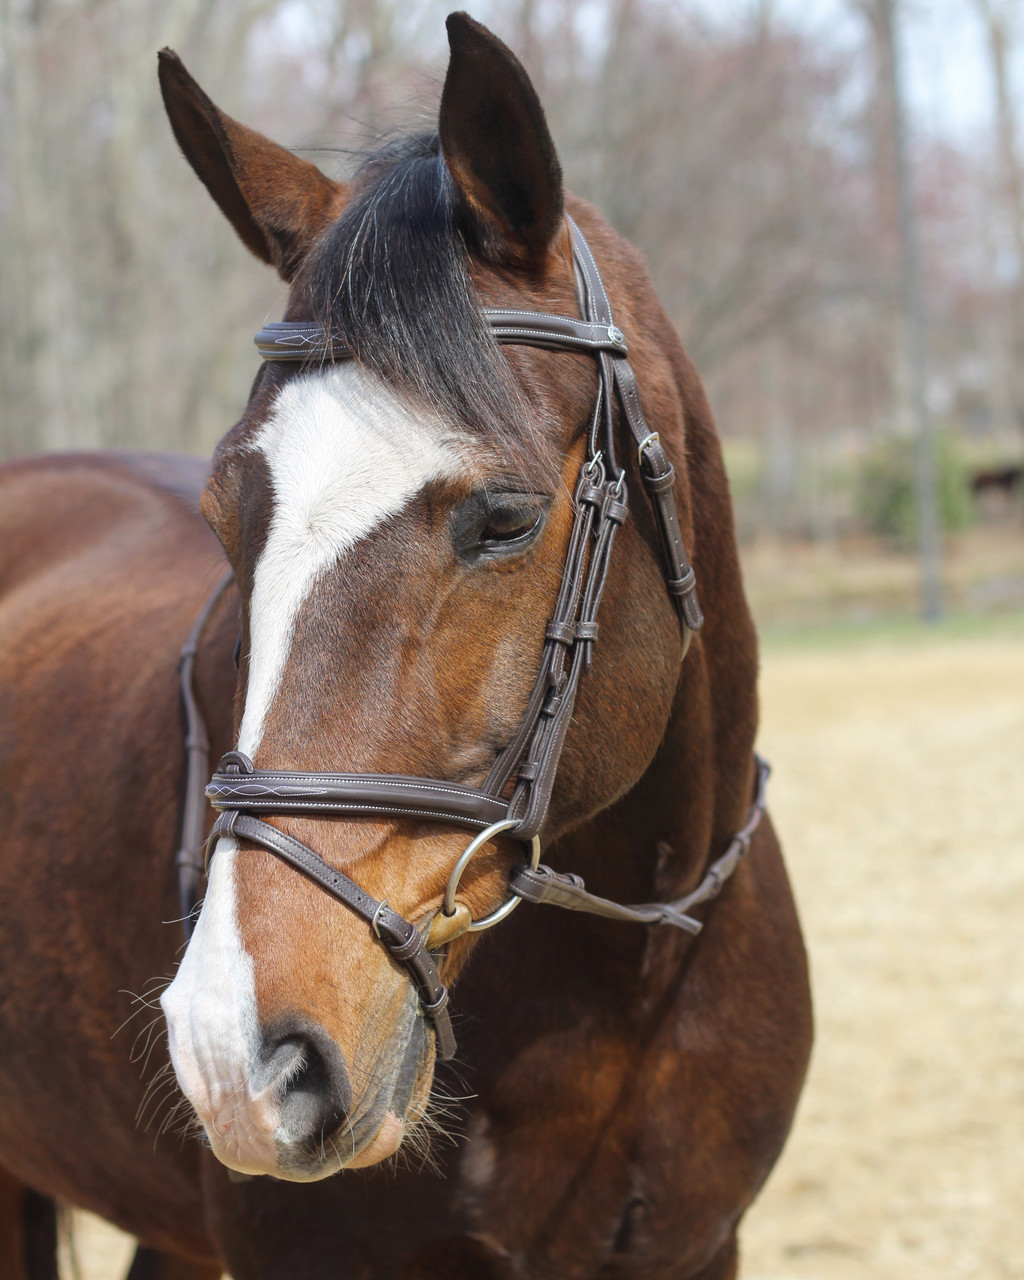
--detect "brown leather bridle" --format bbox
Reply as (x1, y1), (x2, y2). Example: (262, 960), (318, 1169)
(177, 218), (768, 1063)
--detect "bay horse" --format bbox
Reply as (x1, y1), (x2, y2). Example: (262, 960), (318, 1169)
(0, 14), (812, 1279)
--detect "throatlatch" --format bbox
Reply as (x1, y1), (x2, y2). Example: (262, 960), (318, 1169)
(178, 219), (768, 1064)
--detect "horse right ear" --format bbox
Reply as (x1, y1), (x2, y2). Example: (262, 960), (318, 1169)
(158, 50), (346, 282)
(439, 13), (563, 262)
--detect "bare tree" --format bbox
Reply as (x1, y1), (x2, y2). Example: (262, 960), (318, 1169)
(1, 0), (1015, 561)
(0, 0), (448, 460)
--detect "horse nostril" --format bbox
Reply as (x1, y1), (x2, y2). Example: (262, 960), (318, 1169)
(259, 1019), (352, 1147)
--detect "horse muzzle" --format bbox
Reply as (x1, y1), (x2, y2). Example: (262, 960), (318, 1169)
(161, 841), (432, 1180)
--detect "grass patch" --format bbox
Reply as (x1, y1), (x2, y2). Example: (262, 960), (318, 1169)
(757, 607), (1024, 653)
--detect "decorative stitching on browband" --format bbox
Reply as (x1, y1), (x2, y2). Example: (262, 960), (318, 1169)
(207, 783), (333, 797)
(210, 799), (494, 828)
(209, 774), (500, 799)
(486, 308), (585, 319)
(491, 330), (610, 346)
(255, 312), (629, 360)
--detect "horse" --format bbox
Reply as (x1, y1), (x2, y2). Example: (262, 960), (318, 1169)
(0, 14), (812, 1279)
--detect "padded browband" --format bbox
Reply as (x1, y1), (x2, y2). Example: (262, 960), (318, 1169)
(254, 311), (629, 362)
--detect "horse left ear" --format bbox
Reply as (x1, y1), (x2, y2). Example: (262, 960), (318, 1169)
(439, 12), (564, 261)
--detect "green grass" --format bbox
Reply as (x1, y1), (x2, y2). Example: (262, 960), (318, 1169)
(757, 607), (1024, 653)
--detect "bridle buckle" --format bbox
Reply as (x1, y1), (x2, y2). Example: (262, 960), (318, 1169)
(370, 899), (391, 939)
(637, 431), (660, 465)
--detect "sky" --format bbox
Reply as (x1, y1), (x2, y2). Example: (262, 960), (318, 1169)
(267, 0), (1009, 149)
(583, 0), (1003, 146)
(777, 0), (997, 146)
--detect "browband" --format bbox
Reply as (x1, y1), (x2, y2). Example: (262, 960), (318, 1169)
(254, 311), (629, 362)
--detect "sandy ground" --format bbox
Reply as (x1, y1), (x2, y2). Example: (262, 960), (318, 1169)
(69, 623), (1024, 1279)
(742, 624), (1024, 1280)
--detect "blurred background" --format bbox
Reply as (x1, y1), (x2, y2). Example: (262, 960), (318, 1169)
(3, 0), (1024, 626)
(2, 3), (1022, 1279)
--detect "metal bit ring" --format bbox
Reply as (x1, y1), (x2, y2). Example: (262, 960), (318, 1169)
(443, 818), (542, 932)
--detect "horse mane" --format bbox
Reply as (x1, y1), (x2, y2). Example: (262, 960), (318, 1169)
(307, 133), (546, 474)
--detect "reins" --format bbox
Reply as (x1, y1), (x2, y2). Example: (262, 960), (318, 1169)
(176, 218), (769, 1063)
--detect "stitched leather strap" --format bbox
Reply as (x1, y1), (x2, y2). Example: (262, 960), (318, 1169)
(210, 810), (456, 1061)
(509, 756), (770, 934)
(207, 760), (509, 831)
(177, 570), (235, 941)
(254, 311), (628, 362)
(510, 865), (703, 933)
(565, 218), (703, 640)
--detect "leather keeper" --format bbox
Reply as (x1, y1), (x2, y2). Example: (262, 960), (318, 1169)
(381, 926), (425, 962)
(420, 988), (450, 1016)
(666, 567), (696, 596)
(667, 572), (704, 630)
(545, 620), (576, 645)
(602, 496), (629, 524)
(540, 686), (565, 717)
(641, 461), (676, 494)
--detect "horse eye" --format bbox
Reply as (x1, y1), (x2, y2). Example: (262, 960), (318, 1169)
(481, 506), (542, 543)
(453, 492), (548, 561)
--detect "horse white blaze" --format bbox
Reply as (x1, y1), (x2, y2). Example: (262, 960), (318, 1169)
(162, 365), (466, 1173)
(239, 363), (466, 756)
(161, 838), (280, 1173)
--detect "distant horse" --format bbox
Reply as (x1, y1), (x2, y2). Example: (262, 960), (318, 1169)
(0, 14), (811, 1280)
(970, 464), (1023, 496)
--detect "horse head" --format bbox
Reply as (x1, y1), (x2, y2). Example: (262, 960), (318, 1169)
(159, 13), (698, 1182)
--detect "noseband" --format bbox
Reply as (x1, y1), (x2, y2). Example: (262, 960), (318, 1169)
(178, 218), (769, 1062)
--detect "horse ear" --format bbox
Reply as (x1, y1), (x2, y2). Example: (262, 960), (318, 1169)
(157, 49), (345, 281)
(439, 13), (563, 261)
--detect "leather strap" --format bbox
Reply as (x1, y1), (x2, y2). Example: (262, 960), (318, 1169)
(177, 570), (235, 941)
(210, 809), (455, 1061)
(565, 217), (703, 639)
(207, 757), (509, 831)
(510, 865), (703, 933)
(254, 311), (628, 362)
(510, 756), (770, 934)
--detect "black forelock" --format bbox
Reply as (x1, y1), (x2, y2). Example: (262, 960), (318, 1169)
(308, 133), (544, 472)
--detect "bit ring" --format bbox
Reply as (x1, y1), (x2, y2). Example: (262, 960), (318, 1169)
(442, 818), (542, 932)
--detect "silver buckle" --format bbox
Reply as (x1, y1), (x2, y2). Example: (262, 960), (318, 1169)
(637, 431), (660, 465)
(370, 899), (391, 939)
